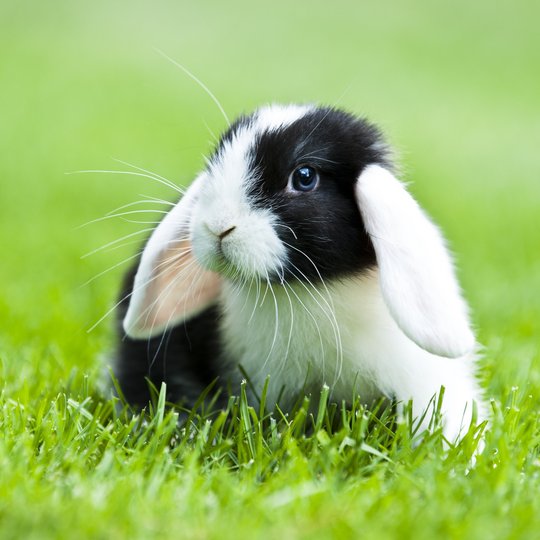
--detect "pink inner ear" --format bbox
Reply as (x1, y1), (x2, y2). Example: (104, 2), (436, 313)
(125, 238), (221, 338)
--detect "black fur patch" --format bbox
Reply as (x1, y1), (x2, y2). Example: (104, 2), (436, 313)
(247, 108), (389, 282)
(113, 265), (225, 409)
(211, 113), (254, 164)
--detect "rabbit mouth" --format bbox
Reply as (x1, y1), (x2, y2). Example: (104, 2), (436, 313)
(194, 243), (284, 285)
(191, 239), (247, 281)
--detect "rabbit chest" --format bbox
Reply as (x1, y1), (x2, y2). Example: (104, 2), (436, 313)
(218, 270), (408, 409)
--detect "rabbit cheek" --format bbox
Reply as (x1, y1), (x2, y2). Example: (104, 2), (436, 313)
(224, 213), (286, 279)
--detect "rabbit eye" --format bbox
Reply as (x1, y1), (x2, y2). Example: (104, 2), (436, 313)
(290, 166), (319, 192)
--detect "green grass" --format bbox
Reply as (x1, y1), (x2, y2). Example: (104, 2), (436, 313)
(1, 0), (539, 538)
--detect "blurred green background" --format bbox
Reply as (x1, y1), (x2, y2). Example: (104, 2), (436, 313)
(1, 1), (540, 538)
(1, 0), (539, 411)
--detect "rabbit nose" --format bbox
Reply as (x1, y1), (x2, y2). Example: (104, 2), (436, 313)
(218, 226), (236, 240)
(204, 222), (236, 241)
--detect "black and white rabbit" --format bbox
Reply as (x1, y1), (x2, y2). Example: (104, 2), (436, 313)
(114, 104), (486, 442)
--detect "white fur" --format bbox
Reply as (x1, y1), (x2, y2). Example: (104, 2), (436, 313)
(221, 272), (485, 442)
(356, 165), (475, 358)
(255, 103), (314, 131)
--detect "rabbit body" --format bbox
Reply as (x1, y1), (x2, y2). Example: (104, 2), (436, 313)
(114, 104), (485, 441)
(222, 272), (482, 441)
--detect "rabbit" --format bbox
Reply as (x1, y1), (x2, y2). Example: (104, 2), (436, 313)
(113, 103), (486, 442)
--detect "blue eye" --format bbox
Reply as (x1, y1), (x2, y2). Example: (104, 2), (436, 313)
(290, 166), (319, 192)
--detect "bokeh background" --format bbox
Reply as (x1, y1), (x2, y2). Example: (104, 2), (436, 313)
(1, 0), (539, 417)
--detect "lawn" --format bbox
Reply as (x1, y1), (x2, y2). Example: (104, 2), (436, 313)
(1, 1), (539, 538)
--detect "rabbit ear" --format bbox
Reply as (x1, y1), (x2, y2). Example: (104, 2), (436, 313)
(123, 174), (221, 339)
(355, 164), (475, 358)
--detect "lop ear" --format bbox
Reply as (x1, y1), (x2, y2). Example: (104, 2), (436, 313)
(123, 174), (221, 339)
(355, 164), (475, 358)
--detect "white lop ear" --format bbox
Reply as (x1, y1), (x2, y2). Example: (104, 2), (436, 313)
(355, 164), (475, 358)
(123, 174), (221, 339)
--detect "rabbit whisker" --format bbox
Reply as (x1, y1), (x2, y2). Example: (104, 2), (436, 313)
(141, 255), (200, 335)
(87, 239), (190, 334)
(78, 209), (169, 229)
(112, 158), (185, 194)
(296, 85), (352, 153)
(248, 274), (262, 324)
(82, 227), (156, 259)
(274, 222), (298, 240)
(79, 251), (143, 289)
(146, 259), (202, 368)
(274, 262), (294, 381)
(257, 271), (280, 376)
(288, 263), (343, 390)
(154, 48), (230, 127)
(296, 144), (331, 160)
(284, 280), (326, 383)
(67, 169), (184, 195)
